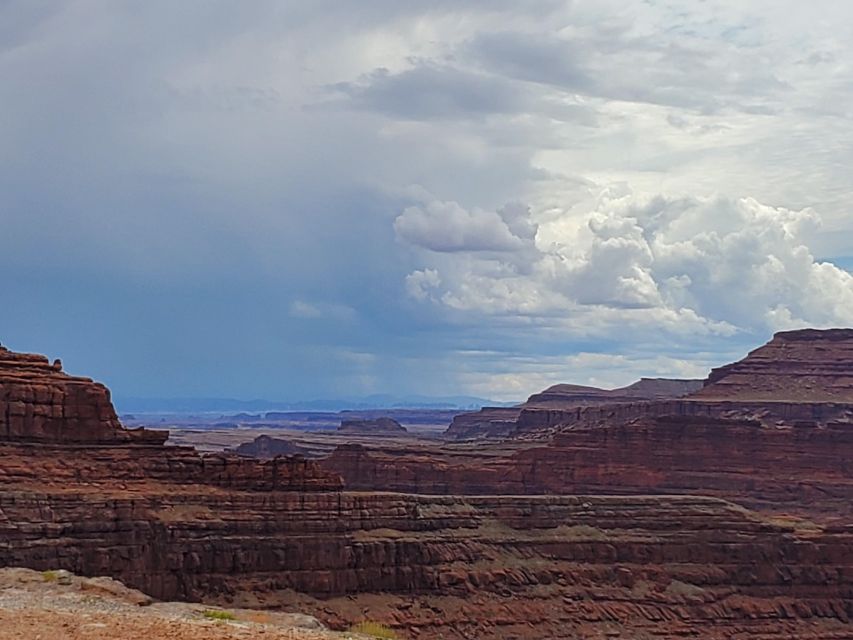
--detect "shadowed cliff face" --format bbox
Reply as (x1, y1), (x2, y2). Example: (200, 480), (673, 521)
(1, 338), (853, 639)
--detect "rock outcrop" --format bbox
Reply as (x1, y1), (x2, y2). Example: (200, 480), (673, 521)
(513, 329), (853, 436)
(446, 377), (702, 440)
(337, 417), (407, 436)
(694, 328), (853, 401)
(232, 434), (311, 458)
(525, 378), (703, 407)
(0, 344), (166, 444)
(442, 406), (521, 440)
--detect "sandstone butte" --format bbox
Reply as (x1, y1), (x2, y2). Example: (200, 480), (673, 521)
(337, 416), (408, 436)
(0, 332), (852, 639)
(444, 377), (703, 440)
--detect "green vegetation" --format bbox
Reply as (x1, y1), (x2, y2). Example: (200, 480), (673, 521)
(202, 609), (237, 621)
(348, 621), (398, 639)
(41, 570), (58, 582)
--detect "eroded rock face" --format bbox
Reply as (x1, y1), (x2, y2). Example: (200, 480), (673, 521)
(0, 469), (850, 640)
(443, 406), (521, 440)
(510, 329), (853, 436)
(232, 435), (311, 458)
(2, 337), (853, 639)
(525, 378), (703, 407)
(446, 378), (702, 440)
(0, 345), (166, 444)
(694, 328), (853, 401)
(326, 330), (853, 521)
(337, 417), (407, 436)
(322, 417), (853, 520)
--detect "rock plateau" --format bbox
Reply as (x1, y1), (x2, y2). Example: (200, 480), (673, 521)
(337, 416), (407, 436)
(446, 377), (702, 440)
(1, 335), (852, 639)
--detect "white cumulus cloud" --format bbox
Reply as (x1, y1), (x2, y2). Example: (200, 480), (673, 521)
(402, 188), (853, 337)
(395, 200), (535, 252)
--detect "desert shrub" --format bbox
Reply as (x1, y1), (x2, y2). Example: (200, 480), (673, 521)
(349, 621), (397, 639)
(41, 570), (58, 582)
(202, 609), (237, 621)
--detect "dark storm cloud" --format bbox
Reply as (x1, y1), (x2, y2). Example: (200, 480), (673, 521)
(333, 65), (529, 120)
(465, 28), (788, 113)
(1, 0), (852, 402)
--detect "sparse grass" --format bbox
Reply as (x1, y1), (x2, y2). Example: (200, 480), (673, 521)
(348, 621), (397, 639)
(41, 570), (58, 582)
(766, 514), (824, 534)
(201, 609), (237, 621)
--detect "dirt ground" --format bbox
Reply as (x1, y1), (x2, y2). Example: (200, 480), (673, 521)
(0, 568), (352, 640)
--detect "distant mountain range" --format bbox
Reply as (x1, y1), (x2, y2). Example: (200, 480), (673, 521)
(113, 394), (515, 414)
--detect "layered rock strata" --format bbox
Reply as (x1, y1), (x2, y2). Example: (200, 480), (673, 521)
(337, 417), (407, 436)
(514, 328), (853, 435)
(1, 463), (851, 639)
(446, 378), (702, 440)
(322, 415), (853, 521)
(232, 434), (311, 458)
(2, 338), (853, 639)
(0, 345), (165, 444)
(694, 328), (853, 401)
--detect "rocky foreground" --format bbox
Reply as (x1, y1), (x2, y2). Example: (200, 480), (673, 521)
(0, 331), (852, 639)
(0, 568), (342, 640)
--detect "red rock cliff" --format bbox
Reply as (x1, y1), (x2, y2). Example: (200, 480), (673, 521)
(0, 345), (167, 444)
(694, 328), (853, 401)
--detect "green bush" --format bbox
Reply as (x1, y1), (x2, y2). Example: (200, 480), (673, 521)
(202, 609), (237, 621)
(41, 570), (58, 582)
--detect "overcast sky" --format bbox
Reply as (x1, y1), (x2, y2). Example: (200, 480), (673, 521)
(2, 0), (852, 401)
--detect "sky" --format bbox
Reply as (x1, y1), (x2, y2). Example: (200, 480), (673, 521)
(2, 0), (853, 402)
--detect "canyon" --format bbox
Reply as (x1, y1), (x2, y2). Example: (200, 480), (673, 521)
(0, 330), (852, 638)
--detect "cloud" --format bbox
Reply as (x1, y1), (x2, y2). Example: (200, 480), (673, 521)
(403, 188), (853, 338)
(332, 65), (528, 120)
(289, 300), (357, 321)
(3, 0), (853, 402)
(405, 269), (441, 301)
(289, 300), (323, 319)
(394, 200), (534, 252)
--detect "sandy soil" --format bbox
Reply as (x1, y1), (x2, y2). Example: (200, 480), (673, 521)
(0, 568), (352, 640)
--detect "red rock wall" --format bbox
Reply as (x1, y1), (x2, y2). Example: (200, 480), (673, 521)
(0, 443), (343, 492)
(444, 406), (521, 440)
(323, 417), (853, 519)
(0, 346), (165, 444)
(0, 481), (850, 639)
(695, 328), (853, 401)
(514, 399), (853, 434)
